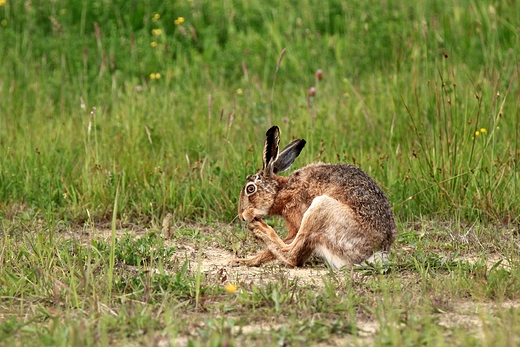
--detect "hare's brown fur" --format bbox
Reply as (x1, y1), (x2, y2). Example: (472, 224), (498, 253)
(236, 127), (396, 269)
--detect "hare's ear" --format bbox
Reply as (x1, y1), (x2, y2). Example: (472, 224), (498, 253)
(263, 126), (280, 175)
(272, 139), (306, 174)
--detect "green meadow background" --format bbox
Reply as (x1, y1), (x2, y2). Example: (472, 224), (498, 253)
(0, 0), (519, 225)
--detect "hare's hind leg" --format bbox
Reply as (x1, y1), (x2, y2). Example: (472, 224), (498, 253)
(250, 195), (360, 268)
(287, 195), (359, 268)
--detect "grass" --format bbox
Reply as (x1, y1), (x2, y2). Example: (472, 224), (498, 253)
(1, 0), (520, 346)
(0, 214), (519, 346)
(0, 0), (518, 223)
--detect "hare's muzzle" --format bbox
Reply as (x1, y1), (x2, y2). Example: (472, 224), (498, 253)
(239, 209), (257, 222)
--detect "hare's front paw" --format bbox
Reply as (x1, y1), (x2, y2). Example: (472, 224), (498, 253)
(248, 220), (279, 248)
(247, 219), (267, 232)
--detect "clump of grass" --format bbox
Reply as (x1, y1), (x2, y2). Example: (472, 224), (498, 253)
(399, 66), (519, 221)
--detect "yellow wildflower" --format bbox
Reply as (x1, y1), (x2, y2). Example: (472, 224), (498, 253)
(474, 130), (480, 136)
(150, 73), (161, 80)
(224, 283), (238, 294)
(236, 88), (243, 95)
(152, 13), (160, 22)
(150, 41), (158, 47)
(0, 0), (6, 7)
(480, 128), (487, 134)
(174, 17), (185, 25)
(152, 29), (162, 36)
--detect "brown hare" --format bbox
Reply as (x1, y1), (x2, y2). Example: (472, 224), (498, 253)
(236, 126), (397, 269)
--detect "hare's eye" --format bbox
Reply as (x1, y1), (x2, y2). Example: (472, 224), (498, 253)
(245, 183), (257, 196)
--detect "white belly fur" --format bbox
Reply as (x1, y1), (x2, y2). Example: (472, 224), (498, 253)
(315, 244), (349, 269)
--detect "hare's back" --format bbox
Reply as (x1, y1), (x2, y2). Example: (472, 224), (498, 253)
(291, 163), (395, 229)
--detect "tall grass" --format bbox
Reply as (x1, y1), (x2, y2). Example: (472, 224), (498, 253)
(0, 0), (518, 224)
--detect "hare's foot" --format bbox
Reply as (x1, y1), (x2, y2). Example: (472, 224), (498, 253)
(226, 249), (275, 267)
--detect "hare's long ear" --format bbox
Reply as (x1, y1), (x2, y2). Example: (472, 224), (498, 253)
(263, 126), (280, 175)
(272, 139), (306, 174)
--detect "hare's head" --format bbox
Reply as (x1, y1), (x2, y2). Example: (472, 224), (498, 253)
(238, 126), (306, 222)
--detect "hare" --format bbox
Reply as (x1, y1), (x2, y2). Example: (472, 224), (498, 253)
(236, 126), (397, 269)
